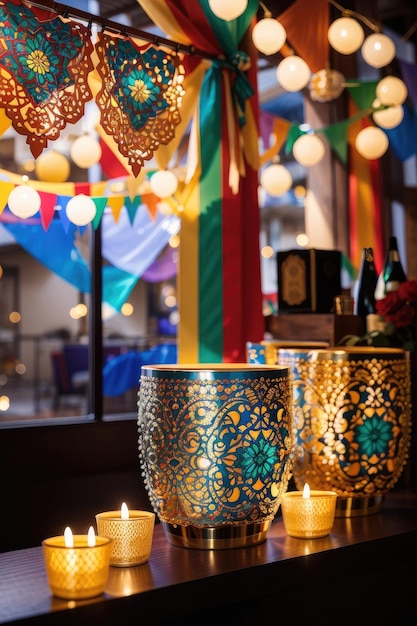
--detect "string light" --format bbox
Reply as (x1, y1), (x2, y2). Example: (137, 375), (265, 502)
(276, 56), (311, 92)
(292, 134), (326, 167)
(328, 17), (364, 54)
(208, 0), (248, 21)
(376, 76), (408, 106)
(355, 126), (389, 159)
(260, 163), (293, 196)
(252, 18), (286, 55)
(361, 32), (396, 68)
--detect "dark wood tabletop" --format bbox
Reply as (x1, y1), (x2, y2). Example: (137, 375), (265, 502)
(1, 489), (416, 625)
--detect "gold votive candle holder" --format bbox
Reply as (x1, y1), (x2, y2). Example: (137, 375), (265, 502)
(281, 489), (337, 539)
(42, 534), (112, 599)
(96, 510), (155, 567)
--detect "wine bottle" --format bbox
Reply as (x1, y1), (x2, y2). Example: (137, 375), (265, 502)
(374, 235), (407, 299)
(354, 247), (378, 329)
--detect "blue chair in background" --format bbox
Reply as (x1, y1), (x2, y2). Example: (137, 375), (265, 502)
(102, 343), (177, 397)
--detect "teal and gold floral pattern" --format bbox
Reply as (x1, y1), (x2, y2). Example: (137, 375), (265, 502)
(138, 368), (293, 528)
(0, 0), (94, 156)
(95, 33), (185, 176)
(287, 350), (412, 499)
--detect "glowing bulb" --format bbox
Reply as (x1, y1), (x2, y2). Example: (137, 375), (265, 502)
(121, 302), (134, 316)
(35, 150), (70, 183)
(150, 170), (178, 198)
(372, 99), (404, 129)
(293, 134), (326, 166)
(8, 184), (41, 218)
(361, 33), (395, 68)
(121, 502), (129, 520)
(260, 163), (292, 196)
(276, 55), (311, 92)
(70, 135), (102, 169)
(208, 0), (248, 21)
(355, 126), (389, 159)
(66, 194), (97, 226)
(376, 76), (408, 106)
(252, 18), (286, 55)
(328, 17), (364, 54)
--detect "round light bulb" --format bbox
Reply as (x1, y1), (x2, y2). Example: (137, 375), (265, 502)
(328, 17), (364, 54)
(260, 163), (293, 196)
(70, 135), (102, 169)
(208, 0), (248, 21)
(276, 55), (311, 92)
(293, 134), (326, 166)
(150, 170), (178, 198)
(252, 18), (286, 55)
(66, 194), (97, 226)
(376, 76), (408, 106)
(35, 150), (70, 183)
(8, 184), (41, 218)
(372, 99), (404, 129)
(361, 33), (396, 68)
(355, 126), (389, 159)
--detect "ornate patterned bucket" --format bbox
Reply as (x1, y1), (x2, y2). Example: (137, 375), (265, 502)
(137, 364), (293, 549)
(283, 347), (412, 517)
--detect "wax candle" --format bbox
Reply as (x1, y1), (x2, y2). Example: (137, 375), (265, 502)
(96, 503), (155, 567)
(42, 526), (112, 599)
(281, 484), (337, 538)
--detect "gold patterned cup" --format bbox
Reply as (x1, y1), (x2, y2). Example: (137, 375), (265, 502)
(42, 535), (112, 600)
(96, 511), (155, 567)
(281, 489), (337, 538)
(138, 364), (294, 549)
(288, 347), (412, 517)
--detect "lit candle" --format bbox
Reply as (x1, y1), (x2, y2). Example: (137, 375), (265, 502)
(281, 484), (337, 538)
(42, 526), (112, 599)
(96, 503), (155, 567)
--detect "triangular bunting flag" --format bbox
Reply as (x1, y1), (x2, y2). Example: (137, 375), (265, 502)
(0, 182), (15, 214)
(38, 191), (57, 231)
(56, 196), (72, 232)
(384, 105), (417, 161)
(74, 182), (91, 195)
(107, 196), (125, 222)
(347, 81), (378, 112)
(322, 119), (351, 164)
(92, 197), (108, 230)
(141, 192), (159, 221)
(285, 124), (305, 154)
(260, 117), (292, 165)
(124, 195), (140, 225)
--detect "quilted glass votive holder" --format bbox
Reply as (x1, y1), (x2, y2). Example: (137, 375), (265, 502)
(42, 535), (112, 600)
(96, 510), (155, 566)
(281, 490), (337, 538)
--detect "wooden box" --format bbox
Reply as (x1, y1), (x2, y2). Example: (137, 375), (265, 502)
(277, 249), (341, 313)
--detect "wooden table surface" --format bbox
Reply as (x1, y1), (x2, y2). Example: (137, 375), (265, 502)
(1, 490), (416, 625)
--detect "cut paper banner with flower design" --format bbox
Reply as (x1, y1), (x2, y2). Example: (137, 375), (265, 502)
(93, 33), (185, 176)
(0, 0), (94, 157)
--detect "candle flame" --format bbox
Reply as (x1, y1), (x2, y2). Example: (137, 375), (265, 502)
(88, 526), (96, 547)
(64, 526), (74, 548)
(121, 502), (129, 520)
(303, 483), (311, 498)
